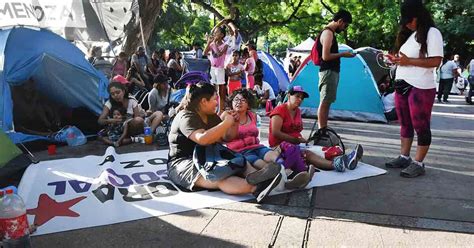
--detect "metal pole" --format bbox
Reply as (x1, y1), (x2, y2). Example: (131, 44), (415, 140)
(139, 17), (147, 55)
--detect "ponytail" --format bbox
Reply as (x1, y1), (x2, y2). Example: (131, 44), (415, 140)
(177, 82), (216, 113)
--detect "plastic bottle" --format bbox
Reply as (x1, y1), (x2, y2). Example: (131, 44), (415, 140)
(144, 126), (153, 145)
(265, 100), (274, 115)
(0, 186), (17, 195)
(256, 114), (262, 141)
(0, 188), (32, 248)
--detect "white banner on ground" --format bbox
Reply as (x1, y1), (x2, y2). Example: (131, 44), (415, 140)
(18, 147), (249, 236)
(18, 147), (386, 236)
(303, 145), (387, 187)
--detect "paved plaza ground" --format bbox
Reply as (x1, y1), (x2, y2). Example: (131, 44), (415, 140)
(29, 95), (474, 247)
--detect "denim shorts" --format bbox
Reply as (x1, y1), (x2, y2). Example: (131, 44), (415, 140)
(242, 146), (271, 164)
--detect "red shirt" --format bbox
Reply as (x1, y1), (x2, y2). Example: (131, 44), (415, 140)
(268, 103), (303, 147)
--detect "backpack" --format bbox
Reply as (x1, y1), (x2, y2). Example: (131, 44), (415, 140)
(310, 28), (333, 66)
(308, 127), (345, 154)
(455, 77), (466, 89)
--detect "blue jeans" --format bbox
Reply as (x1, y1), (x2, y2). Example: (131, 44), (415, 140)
(242, 146), (272, 164)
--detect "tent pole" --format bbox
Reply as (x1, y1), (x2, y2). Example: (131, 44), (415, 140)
(139, 17), (147, 55)
(18, 143), (39, 164)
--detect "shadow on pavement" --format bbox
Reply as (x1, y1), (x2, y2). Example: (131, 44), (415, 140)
(31, 214), (244, 248)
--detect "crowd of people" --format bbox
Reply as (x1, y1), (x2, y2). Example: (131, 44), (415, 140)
(89, 16), (366, 203)
(287, 54), (302, 78)
(92, 18), (277, 145)
(89, 2), (473, 203)
(438, 53), (473, 103)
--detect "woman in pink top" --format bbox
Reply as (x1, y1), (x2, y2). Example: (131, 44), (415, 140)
(222, 89), (312, 189)
(111, 52), (128, 77)
(221, 89), (278, 169)
(204, 26), (228, 114)
(226, 51), (244, 95)
(242, 49), (255, 89)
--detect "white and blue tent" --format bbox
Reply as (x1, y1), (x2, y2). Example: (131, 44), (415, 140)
(0, 27), (109, 143)
(290, 44), (387, 123)
(257, 51), (290, 94)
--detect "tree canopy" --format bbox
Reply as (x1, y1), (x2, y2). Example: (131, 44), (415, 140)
(145, 0), (473, 64)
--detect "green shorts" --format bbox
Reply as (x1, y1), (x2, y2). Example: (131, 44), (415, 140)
(318, 70), (340, 103)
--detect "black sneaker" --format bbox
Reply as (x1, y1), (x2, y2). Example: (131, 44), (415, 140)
(253, 173), (282, 203)
(400, 161), (425, 178)
(355, 144), (364, 161)
(443, 100), (450, 103)
(246, 162), (281, 185)
(385, 156), (411, 168)
(284, 171), (311, 189)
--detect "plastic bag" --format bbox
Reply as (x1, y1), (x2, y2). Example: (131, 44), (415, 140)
(53, 126), (87, 146)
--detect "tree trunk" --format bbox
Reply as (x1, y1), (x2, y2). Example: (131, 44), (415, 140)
(123, 0), (164, 55)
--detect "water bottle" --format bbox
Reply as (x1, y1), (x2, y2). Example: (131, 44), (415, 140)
(256, 114), (262, 141)
(265, 100), (273, 115)
(144, 127), (153, 145)
(0, 186), (17, 195)
(0, 188), (32, 248)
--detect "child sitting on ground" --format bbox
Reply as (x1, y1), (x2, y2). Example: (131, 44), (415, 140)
(98, 106), (132, 147)
(253, 72), (276, 108)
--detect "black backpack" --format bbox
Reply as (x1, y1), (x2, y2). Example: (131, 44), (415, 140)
(308, 127), (345, 154)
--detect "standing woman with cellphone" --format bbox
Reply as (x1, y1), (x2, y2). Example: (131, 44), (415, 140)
(385, 1), (443, 178)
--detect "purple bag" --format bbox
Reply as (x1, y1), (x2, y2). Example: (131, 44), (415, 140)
(174, 71), (210, 89)
(278, 141), (307, 173)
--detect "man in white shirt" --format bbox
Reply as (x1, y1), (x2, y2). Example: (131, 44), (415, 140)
(466, 59), (474, 104)
(253, 73), (276, 108)
(437, 56), (459, 103)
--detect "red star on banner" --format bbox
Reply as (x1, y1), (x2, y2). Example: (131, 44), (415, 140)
(27, 194), (87, 226)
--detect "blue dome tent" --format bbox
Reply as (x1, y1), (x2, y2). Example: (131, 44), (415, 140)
(257, 51), (290, 94)
(290, 44), (387, 123)
(0, 27), (109, 143)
